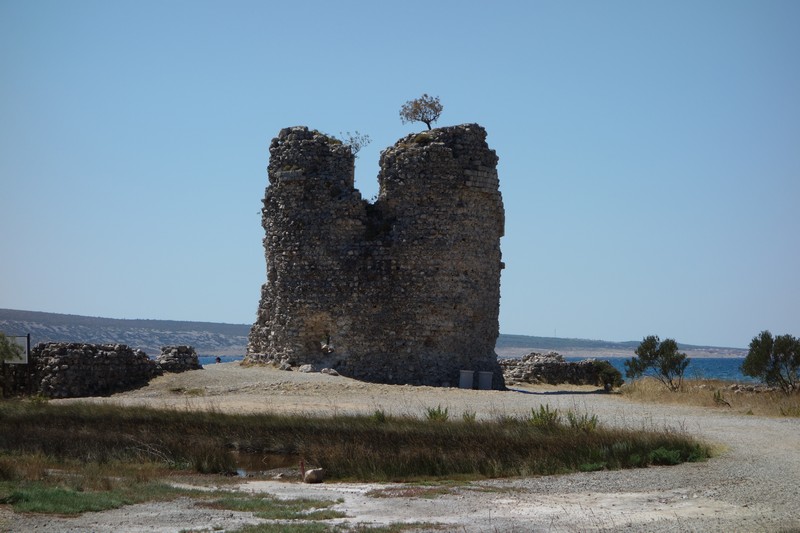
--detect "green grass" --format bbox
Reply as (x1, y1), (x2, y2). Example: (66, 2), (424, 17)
(0, 399), (710, 482)
(0, 479), (197, 515)
(1, 485), (131, 514)
(0, 469), (432, 530)
(578, 462), (607, 472)
(0, 472), (347, 520)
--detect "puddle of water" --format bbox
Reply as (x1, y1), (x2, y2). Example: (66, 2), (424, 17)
(232, 452), (301, 478)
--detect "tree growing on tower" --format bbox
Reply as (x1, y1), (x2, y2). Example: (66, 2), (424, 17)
(399, 94), (443, 130)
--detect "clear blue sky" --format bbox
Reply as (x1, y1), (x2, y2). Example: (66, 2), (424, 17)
(2, 1), (798, 348)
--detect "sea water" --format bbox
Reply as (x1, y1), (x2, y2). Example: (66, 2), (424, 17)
(199, 355), (756, 382)
(199, 355), (244, 365)
(565, 356), (756, 383)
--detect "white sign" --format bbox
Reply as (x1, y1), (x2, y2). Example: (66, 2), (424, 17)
(5, 335), (29, 364)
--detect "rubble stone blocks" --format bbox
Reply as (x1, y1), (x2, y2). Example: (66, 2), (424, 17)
(157, 345), (202, 373)
(246, 124), (505, 388)
(501, 352), (610, 386)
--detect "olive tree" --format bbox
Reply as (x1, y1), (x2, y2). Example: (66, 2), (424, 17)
(742, 330), (799, 393)
(339, 131), (371, 157)
(624, 335), (690, 391)
(399, 94), (443, 130)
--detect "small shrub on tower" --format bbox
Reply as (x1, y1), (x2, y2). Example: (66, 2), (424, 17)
(399, 94), (443, 130)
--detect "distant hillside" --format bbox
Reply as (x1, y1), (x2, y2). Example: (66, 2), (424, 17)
(497, 334), (639, 352)
(0, 309), (746, 359)
(0, 309), (250, 356)
(496, 333), (747, 359)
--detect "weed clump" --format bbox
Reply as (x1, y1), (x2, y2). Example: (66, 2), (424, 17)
(424, 405), (449, 422)
(566, 410), (599, 432)
(461, 411), (477, 424)
(529, 404), (560, 430)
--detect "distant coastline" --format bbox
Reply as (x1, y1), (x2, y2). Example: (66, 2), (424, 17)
(1, 308), (747, 360)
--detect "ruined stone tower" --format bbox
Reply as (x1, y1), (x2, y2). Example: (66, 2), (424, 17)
(246, 124), (505, 388)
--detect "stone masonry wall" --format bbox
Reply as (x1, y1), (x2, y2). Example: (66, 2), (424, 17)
(4, 343), (206, 398)
(28, 342), (161, 398)
(246, 124), (505, 388)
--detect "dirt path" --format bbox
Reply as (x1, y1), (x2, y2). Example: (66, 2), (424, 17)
(4, 363), (799, 532)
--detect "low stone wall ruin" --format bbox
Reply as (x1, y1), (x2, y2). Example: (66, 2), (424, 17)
(3, 342), (204, 398)
(501, 352), (622, 389)
(28, 342), (160, 398)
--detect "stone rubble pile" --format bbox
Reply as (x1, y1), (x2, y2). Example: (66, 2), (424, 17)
(728, 383), (778, 394)
(156, 345), (202, 373)
(501, 352), (617, 387)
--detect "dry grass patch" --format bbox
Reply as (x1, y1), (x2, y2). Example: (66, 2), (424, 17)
(1, 399), (710, 483)
(622, 377), (800, 417)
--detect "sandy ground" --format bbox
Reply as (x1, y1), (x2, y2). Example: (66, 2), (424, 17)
(3, 362), (800, 532)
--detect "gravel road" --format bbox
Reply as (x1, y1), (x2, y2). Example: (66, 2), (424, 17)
(4, 363), (799, 532)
